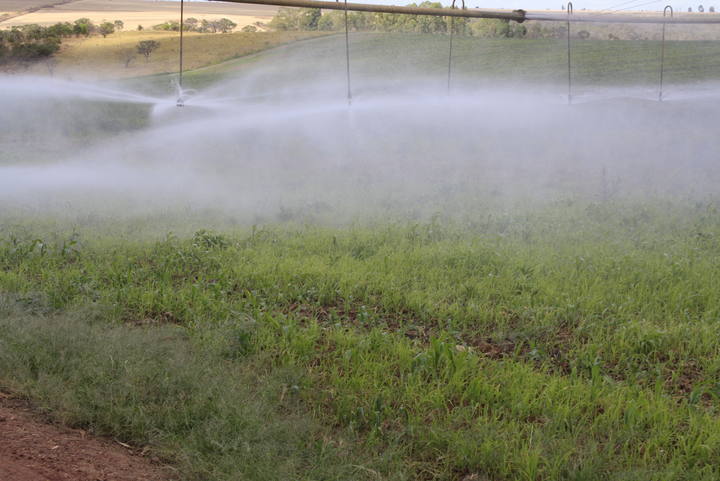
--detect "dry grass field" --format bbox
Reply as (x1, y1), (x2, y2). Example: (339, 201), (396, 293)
(0, 0), (70, 7)
(0, 0), (277, 31)
(19, 29), (327, 78)
(0, 0), (301, 79)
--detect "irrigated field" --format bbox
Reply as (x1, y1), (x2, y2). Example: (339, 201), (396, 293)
(176, 33), (720, 95)
(3, 27), (720, 481)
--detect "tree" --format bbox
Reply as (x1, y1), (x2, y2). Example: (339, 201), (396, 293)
(120, 49), (135, 68)
(153, 21), (180, 31)
(0, 25), (62, 65)
(114, 20), (124, 31)
(269, 8), (302, 30)
(200, 19), (214, 32)
(510, 23), (527, 37)
(137, 24), (144, 31)
(472, 19), (511, 38)
(47, 22), (74, 38)
(241, 24), (258, 32)
(44, 57), (58, 76)
(136, 40), (160, 61)
(98, 22), (115, 37)
(73, 18), (94, 37)
(577, 29), (590, 39)
(317, 14), (336, 31)
(184, 17), (199, 31)
(699, 4), (705, 11)
(710, 6), (716, 11)
(216, 18), (237, 33)
(298, 9), (321, 30)
(0, 39), (8, 62)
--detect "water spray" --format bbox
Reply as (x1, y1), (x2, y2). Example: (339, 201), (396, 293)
(176, 82), (186, 108)
(173, 80), (196, 108)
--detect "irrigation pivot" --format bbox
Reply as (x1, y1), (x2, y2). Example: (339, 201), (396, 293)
(212, 0), (526, 21)
(447, 0), (466, 92)
(210, 0), (720, 24)
(173, 0), (720, 107)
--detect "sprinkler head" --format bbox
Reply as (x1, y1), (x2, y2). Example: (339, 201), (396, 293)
(176, 97), (185, 107)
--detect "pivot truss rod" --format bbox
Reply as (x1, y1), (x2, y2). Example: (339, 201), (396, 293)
(211, 0), (720, 24)
(212, 0), (526, 21)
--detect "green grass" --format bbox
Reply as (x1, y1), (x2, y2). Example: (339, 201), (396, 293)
(0, 300), (393, 481)
(89, 32), (720, 96)
(3, 200), (720, 480)
(175, 33), (720, 94)
(5, 31), (720, 480)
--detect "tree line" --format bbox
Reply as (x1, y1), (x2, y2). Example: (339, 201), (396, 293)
(0, 18), (127, 65)
(0, 24), (62, 65)
(268, 3), (720, 40)
(265, 3), (674, 40)
(153, 18), (239, 33)
(268, 3), (530, 38)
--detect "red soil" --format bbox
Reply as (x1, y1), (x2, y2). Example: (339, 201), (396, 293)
(0, 394), (173, 481)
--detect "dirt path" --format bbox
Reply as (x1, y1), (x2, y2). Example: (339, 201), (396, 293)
(0, 394), (173, 481)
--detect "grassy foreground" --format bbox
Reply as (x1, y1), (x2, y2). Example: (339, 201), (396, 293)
(3, 200), (720, 480)
(5, 28), (720, 481)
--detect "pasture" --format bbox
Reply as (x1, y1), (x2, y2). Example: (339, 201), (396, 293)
(45, 30), (328, 78)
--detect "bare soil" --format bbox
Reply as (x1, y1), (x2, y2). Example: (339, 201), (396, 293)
(0, 393), (173, 481)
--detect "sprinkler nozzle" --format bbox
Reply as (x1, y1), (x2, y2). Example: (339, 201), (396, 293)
(176, 97), (185, 107)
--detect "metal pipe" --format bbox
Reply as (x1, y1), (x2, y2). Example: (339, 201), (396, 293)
(210, 0), (527, 22)
(342, 0), (352, 104)
(527, 11), (720, 24)
(210, 0), (720, 24)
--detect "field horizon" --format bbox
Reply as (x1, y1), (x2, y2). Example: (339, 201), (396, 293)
(0, 0), (277, 31)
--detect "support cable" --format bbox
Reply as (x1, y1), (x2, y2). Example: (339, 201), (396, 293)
(211, 0), (720, 24)
(659, 5), (672, 101)
(177, 0), (185, 106)
(341, 0), (352, 105)
(447, 0), (465, 92)
(567, 1), (573, 105)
